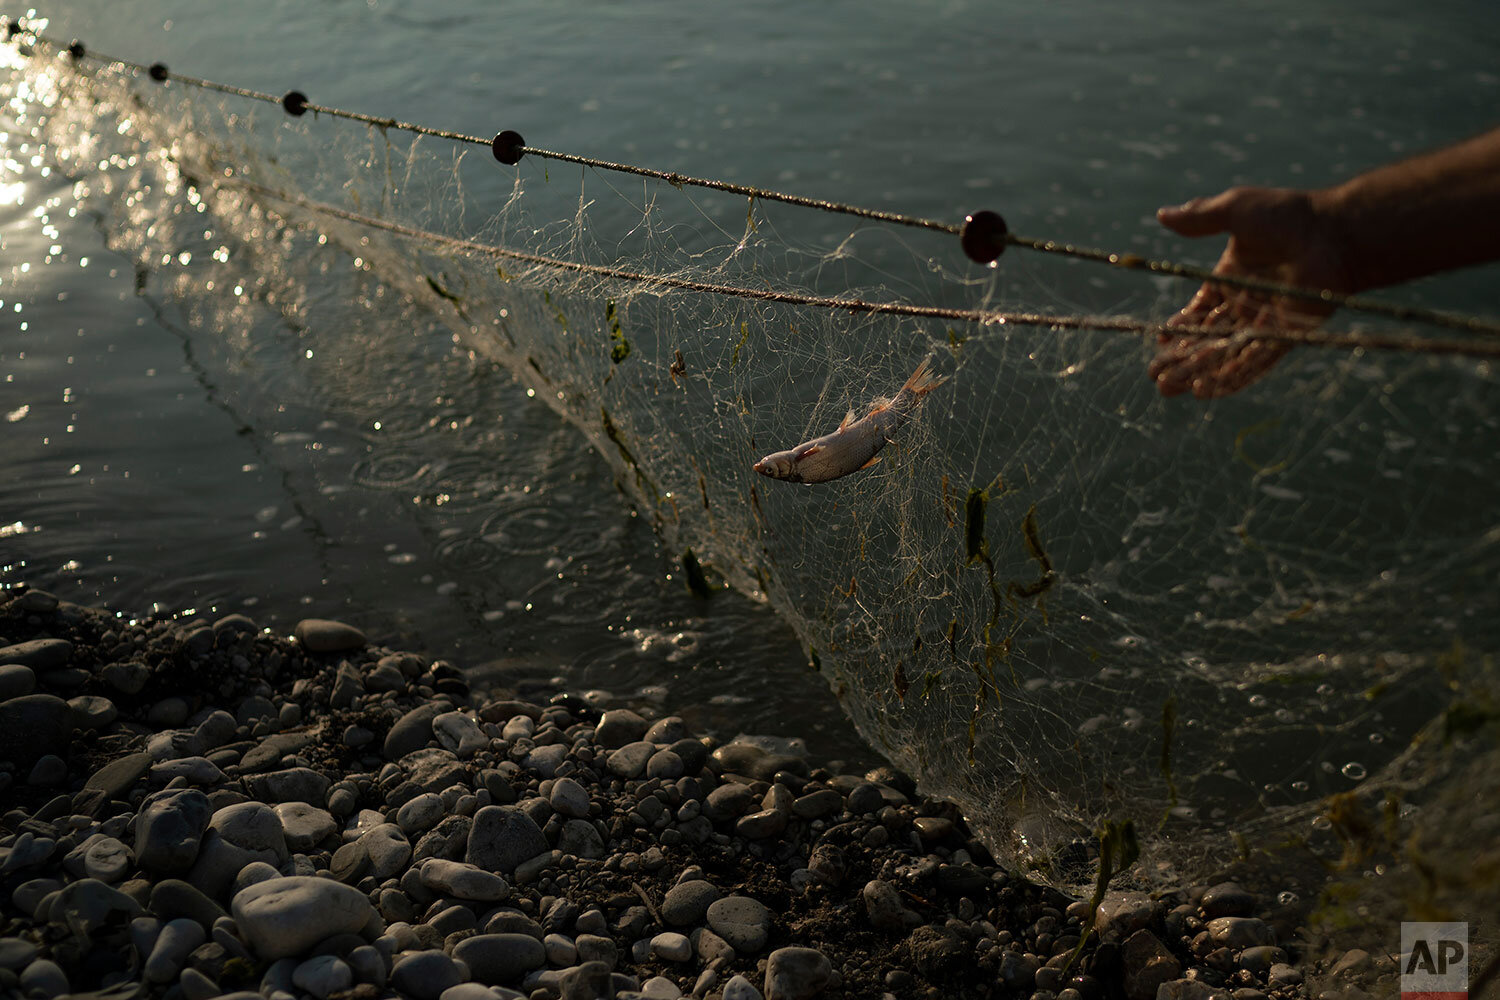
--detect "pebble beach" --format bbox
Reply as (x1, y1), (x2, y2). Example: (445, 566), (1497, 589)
(0, 583), (1382, 1000)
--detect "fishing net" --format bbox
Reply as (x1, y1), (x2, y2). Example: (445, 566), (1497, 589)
(7, 29), (1500, 943)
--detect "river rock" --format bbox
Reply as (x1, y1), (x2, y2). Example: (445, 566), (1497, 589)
(1206, 916), (1276, 950)
(594, 708), (648, 749)
(0, 938), (37, 970)
(389, 950), (463, 1000)
(606, 740), (655, 779)
(420, 858), (509, 901)
(245, 766), (331, 804)
(706, 895), (772, 953)
(384, 703), (444, 761)
(48, 878), (142, 935)
(0, 638), (72, 670)
(662, 879), (720, 926)
(764, 947), (832, 1000)
(452, 933), (547, 985)
(651, 932), (693, 963)
(1122, 928), (1182, 1000)
(293, 618), (366, 653)
(189, 802), (289, 899)
(467, 806), (548, 873)
(1200, 881), (1256, 918)
(274, 802), (337, 852)
(136, 788), (213, 875)
(18, 958), (68, 998)
(434, 710), (487, 758)
(231, 876), (376, 960)
(292, 954), (353, 999)
(80, 836), (133, 882)
(556, 818), (604, 860)
(861, 879), (910, 931)
(397, 792), (446, 834)
(722, 974), (764, 1000)
(359, 824), (412, 880)
(145, 917), (205, 983)
(0, 663), (36, 700)
(149, 879), (226, 929)
(85, 751), (151, 805)
(548, 777), (591, 819)
(0, 694), (70, 767)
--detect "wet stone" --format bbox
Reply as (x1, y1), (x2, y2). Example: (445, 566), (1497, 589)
(594, 709), (649, 750)
(1206, 917), (1275, 950)
(1121, 929), (1182, 1000)
(1200, 882), (1256, 919)
(136, 788), (213, 875)
(294, 618), (367, 653)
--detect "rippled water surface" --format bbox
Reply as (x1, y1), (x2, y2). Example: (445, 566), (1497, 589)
(3, 0), (1498, 769)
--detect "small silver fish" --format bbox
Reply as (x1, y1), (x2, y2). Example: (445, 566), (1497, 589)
(753, 357), (946, 484)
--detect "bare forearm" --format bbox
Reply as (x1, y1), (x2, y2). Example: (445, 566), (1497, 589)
(1314, 127), (1500, 293)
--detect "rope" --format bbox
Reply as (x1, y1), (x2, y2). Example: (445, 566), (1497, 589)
(231, 179), (1500, 361)
(9, 20), (1500, 344)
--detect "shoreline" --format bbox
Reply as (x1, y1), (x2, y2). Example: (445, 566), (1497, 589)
(0, 585), (1334, 1000)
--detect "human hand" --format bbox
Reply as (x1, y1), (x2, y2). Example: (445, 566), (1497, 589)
(1151, 186), (1350, 398)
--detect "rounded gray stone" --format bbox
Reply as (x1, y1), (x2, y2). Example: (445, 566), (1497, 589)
(292, 955), (353, 999)
(18, 958), (68, 998)
(231, 875), (377, 960)
(466, 805), (548, 874)
(706, 895), (772, 953)
(593, 709), (648, 750)
(548, 777), (591, 818)
(861, 879), (907, 931)
(419, 858), (509, 902)
(662, 879), (720, 927)
(606, 740), (655, 779)
(384, 703), (444, 761)
(396, 792), (446, 834)
(274, 802), (337, 852)
(391, 950), (463, 1000)
(764, 946), (833, 1000)
(0, 937), (38, 970)
(452, 933), (547, 985)
(294, 618), (367, 653)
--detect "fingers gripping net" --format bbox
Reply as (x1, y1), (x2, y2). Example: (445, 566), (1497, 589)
(17, 45), (1500, 901)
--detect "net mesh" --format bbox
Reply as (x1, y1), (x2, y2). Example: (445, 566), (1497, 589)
(10, 38), (1500, 935)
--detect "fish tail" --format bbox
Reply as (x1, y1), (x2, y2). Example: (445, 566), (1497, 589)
(902, 355), (947, 397)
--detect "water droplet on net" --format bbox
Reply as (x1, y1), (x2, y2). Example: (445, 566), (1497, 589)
(1341, 761), (1367, 780)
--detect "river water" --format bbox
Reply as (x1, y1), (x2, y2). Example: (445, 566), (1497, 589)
(4, 0), (1499, 834)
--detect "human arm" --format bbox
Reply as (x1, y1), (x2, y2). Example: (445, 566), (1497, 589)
(1151, 127), (1500, 399)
